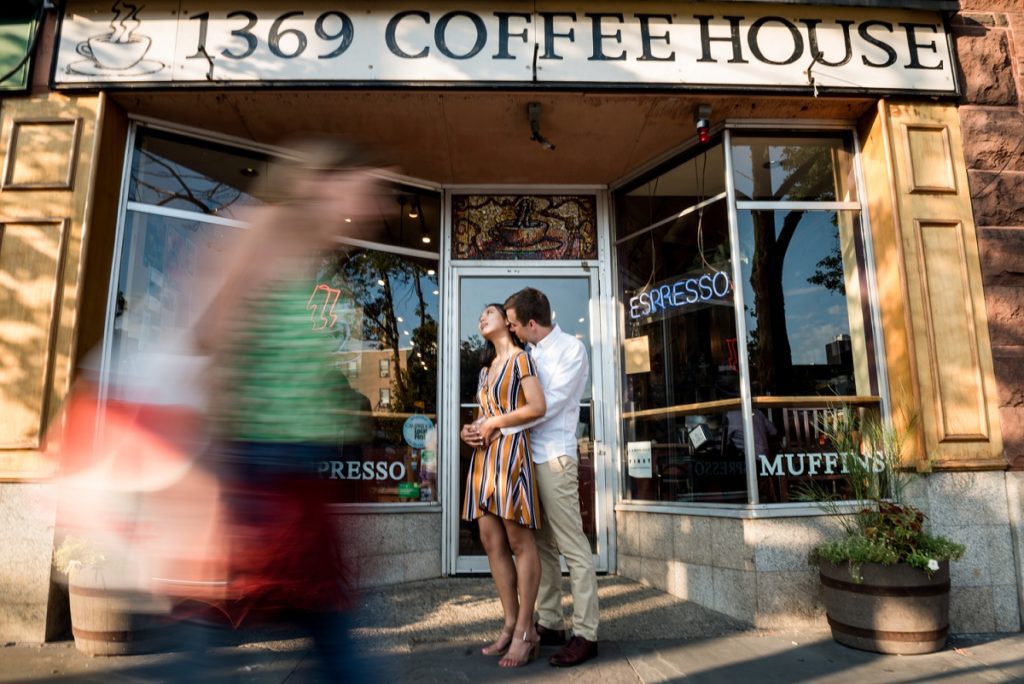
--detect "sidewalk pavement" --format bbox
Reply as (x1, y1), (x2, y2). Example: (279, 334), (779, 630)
(3, 575), (1024, 683)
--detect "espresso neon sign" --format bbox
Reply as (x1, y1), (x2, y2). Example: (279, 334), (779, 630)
(629, 269), (732, 321)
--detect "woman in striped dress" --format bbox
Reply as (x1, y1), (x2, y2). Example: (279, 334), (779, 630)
(461, 303), (547, 668)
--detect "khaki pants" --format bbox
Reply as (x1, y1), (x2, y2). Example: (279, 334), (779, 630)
(534, 455), (599, 641)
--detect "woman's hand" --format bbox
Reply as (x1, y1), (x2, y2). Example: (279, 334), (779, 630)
(477, 417), (500, 445)
(460, 422), (483, 448)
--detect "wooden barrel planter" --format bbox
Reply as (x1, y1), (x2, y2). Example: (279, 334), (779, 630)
(69, 567), (169, 656)
(818, 560), (951, 655)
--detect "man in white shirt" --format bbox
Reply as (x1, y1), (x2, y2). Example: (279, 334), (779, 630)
(501, 287), (598, 667)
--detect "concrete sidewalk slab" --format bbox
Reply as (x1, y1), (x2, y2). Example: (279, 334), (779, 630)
(2, 576), (1023, 683)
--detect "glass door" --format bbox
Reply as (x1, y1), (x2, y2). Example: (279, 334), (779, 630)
(447, 267), (608, 573)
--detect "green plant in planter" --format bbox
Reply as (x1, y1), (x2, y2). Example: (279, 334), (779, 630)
(801, 407), (965, 581)
(53, 536), (106, 575)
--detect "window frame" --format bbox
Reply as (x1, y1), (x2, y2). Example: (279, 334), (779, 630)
(612, 121), (890, 512)
(100, 118), (445, 511)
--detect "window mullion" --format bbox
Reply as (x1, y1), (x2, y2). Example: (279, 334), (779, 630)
(724, 129), (759, 506)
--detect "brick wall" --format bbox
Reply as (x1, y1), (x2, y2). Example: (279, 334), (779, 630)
(954, 1), (1024, 469)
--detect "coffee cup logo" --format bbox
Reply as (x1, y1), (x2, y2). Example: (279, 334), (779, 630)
(66, 1), (165, 77)
(77, 33), (151, 71)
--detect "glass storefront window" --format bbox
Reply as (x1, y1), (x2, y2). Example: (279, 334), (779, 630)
(320, 247), (439, 503)
(617, 144), (726, 239)
(730, 134), (857, 202)
(109, 210), (230, 379)
(128, 128), (272, 216)
(615, 131), (881, 505)
(737, 210), (875, 399)
(616, 140), (745, 503)
(110, 125), (440, 505)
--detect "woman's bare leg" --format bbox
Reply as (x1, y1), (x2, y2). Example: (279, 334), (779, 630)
(499, 521), (540, 667)
(478, 514), (518, 652)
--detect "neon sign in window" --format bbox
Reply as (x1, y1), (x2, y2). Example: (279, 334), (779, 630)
(628, 269), (732, 322)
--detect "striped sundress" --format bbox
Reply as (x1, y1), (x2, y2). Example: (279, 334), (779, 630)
(461, 350), (541, 528)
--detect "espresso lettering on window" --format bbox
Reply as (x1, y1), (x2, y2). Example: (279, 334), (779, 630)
(628, 270), (733, 321)
(858, 20), (897, 68)
(748, 16), (803, 66)
(539, 12), (577, 60)
(649, 286), (663, 313)
(586, 13), (626, 61)
(629, 297), (643, 319)
(695, 15), (748, 64)
(801, 18), (854, 67)
(386, 10), (430, 59)
(494, 12), (531, 59)
(685, 278), (698, 303)
(901, 22), (943, 70)
(636, 13), (674, 62)
(659, 284), (672, 308)
(435, 11), (486, 60)
(671, 280), (686, 305)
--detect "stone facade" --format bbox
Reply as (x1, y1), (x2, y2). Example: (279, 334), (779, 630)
(342, 511), (443, 589)
(618, 472), (1022, 632)
(0, 484), (64, 642)
(955, 1), (1024, 470)
(618, 509), (839, 629)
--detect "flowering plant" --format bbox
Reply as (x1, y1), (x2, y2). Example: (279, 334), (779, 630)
(53, 536), (106, 575)
(803, 407), (965, 581)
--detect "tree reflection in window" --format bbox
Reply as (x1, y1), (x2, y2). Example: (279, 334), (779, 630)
(318, 248), (439, 420)
(128, 128), (268, 215)
(735, 135), (862, 397)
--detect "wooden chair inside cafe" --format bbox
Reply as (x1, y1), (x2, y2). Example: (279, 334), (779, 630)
(776, 406), (846, 502)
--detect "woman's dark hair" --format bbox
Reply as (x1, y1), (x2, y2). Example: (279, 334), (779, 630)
(479, 303), (521, 369)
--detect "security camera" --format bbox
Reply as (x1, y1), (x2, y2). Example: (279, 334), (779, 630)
(694, 104), (712, 144)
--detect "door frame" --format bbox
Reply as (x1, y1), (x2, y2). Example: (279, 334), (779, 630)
(439, 187), (618, 575)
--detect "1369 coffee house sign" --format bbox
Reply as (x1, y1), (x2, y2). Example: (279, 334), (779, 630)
(54, 1), (955, 94)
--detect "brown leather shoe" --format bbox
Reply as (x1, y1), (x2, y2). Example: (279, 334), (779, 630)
(548, 635), (598, 667)
(535, 622), (566, 646)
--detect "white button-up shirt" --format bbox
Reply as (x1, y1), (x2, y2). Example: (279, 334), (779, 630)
(506, 324), (589, 464)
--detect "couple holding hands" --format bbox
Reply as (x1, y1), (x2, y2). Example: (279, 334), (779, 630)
(460, 287), (599, 669)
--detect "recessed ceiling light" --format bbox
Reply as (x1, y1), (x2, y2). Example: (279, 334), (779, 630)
(421, 235), (431, 244)
(240, 167), (259, 177)
(427, 269), (435, 276)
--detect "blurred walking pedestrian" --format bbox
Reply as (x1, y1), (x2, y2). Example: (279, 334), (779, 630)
(187, 139), (389, 680)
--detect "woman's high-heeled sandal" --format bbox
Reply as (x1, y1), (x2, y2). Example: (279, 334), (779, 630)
(481, 626), (515, 656)
(498, 630), (539, 668)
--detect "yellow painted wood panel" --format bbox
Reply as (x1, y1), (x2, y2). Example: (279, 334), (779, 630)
(858, 103), (925, 464)
(903, 125), (957, 194)
(0, 94), (102, 480)
(916, 220), (988, 440)
(0, 219), (69, 448)
(2, 119), (81, 189)
(884, 101), (1004, 469)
